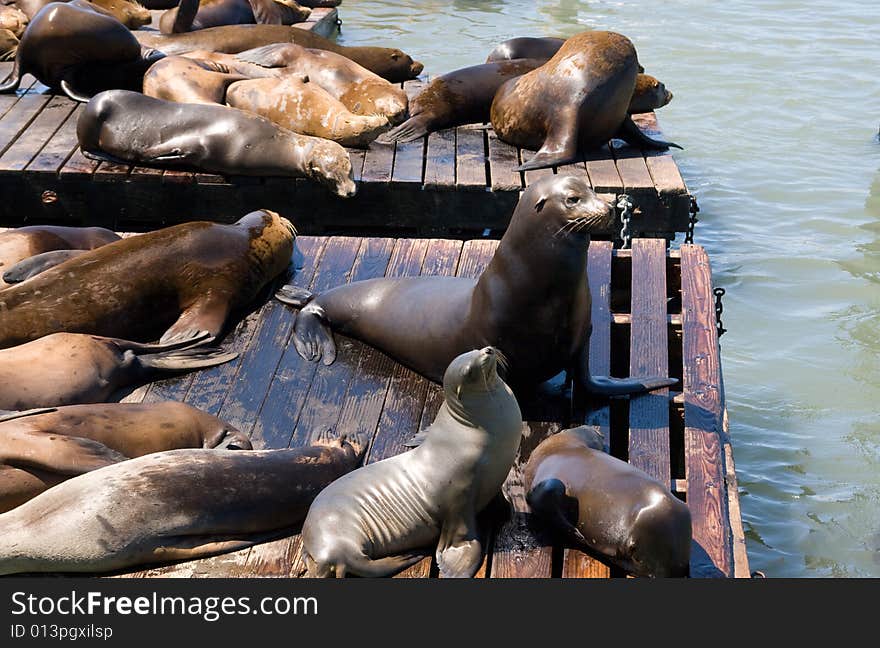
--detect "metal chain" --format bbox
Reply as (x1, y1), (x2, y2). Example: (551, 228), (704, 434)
(617, 194), (633, 250)
(685, 195), (700, 244)
(713, 287), (727, 338)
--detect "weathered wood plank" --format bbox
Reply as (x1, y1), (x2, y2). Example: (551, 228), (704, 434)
(391, 138), (424, 185)
(455, 126), (487, 189)
(632, 112), (687, 194)
(0, 93), (51, 157)
(424, 129), (455, 189)
(628, 238), (671, 484)
(584, 145), (623, 194)
(361, 140), (394, 183)
(519, 148), (554, 187)
(680, 244), (732, 578)
(0, 95), (76, 171)
(487, 129), (521, 192)
(25, 105), (82, 174)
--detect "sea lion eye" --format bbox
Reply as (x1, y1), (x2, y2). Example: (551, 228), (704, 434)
(391, 53), (400, 60)
(566, 196), (580, 206)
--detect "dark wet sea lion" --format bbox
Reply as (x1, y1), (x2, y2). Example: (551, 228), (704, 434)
(302, 348), (522, 578)
(0, 402), (251, 512)
(160, 0), (310, 35)
(134, 23), (424, 82)
(78, 90), (356, 195)
(485, 36), (565, 63)
(525, 426), (692, 578)
(276, 175), (677, 396)
(0, 210), (295, 349)
(226, 75), (389, 148)
(0, 440), (359, 575)
(235, 43), (409, 124)
(0, 333), (237, 409)
(0, 225), (119, 289)
(490, 31), (680, 171)
(14, 0), (150, 28)
(0, 2), (164, 101)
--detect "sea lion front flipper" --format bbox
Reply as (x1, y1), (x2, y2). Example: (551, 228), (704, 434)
(275, 284), (314, 308)
(2, 249), (88, 284)
(59, 78), (92, 103)
(0, 430), (129, 475)
(402, 428), (430, 448)
(138, 346), (239, 372)
(615, 116), (682, 151)
(436, 512), (483, 578)
(292, 302), (337, 365)
(159, 296), (232, 346)
(151, 535), (264, 562)
(515, 107), (580, 172)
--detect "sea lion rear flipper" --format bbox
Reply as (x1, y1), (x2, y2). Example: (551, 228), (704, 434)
(2, 250), (88, 284)
(138, 346), (239, 373)
(159, 297), (232, 346)
(151, 535), (267, 562)
(436, 512), (483, 578)
(375, 115), (430, 145)
(515, 107), (580, 172)
(0, 408), (58, 423)
(234, 44), (296, 68)
(586, 375), (678, 396)
(615, 116), (682, 151)
(59, 79), (92, 103)
(0, 430), (129, 475)
(275, 284), (314, 308)
(81, 149), (137, 166)
(292, 303), (337, 365)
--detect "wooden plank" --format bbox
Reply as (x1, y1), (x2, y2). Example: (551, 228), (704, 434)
(0, 95), (76, 171)
(93, 160), (132, 182)
(519, 148), (554, 187)
(680, 244), (732, 578)
(0, 93), (51, 157)
(628, 238), (671, 484)
(60, 147), (99, 179)
(348, 148), (366, 183)
(632, 112), (687, 194)
(486, 129), (521, 192)
(391, 138), (424, 185)
(25, 105), (82, 174)
(564, 239), (613, 578)
(555, 160), (591, 182)
(584, 145), (623, 194)
(455, 126), (487, 189)
(361, 140), (394, 183)
(424, 129), (455, 189)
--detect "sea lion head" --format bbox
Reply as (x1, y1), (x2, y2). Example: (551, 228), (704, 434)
(621, 486), (692, 578)
(0, 6), (28, 38)
(235, 209), (297, 282)
(205, 423), (253, 451)
(304, 139), (357, 198)
(442, 347), (520, 426)
(0, 29), (17, 62)
(630, 74), (674, 113)
(521, 175), (616, 239)
(383, 49), (423, 82)
(91, 0), (151, 29)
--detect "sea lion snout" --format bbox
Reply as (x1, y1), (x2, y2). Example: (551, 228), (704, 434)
(213, 428), (253, 451)
(410, 60), (424, 76)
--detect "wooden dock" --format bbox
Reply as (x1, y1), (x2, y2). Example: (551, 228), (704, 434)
(90, 235), (747, 579)
(0, 64), (692, 239)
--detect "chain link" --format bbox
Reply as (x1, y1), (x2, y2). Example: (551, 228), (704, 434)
(685, 195), (700, 244)
(713, 287), (727, 338)
(617, 194), (633, 250)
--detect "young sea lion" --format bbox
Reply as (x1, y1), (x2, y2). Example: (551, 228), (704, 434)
(490, 31), (680, 171)
(226, 74), (389, 148)
(133, 23), (424, 83)
(525, 426), (692, 578)
(276, 175), (677, 396)
(0, 333), (237, 409)
(78, 90), (356, 196)
(0, 210), (296, 349)
(159, 0), (311, 35)
(0, 402), (251, 512)
(301, 348), (522, 578)
(0, 441), (360, 575)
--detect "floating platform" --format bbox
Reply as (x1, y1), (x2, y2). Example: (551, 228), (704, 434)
(0, 71), (692, 240)
(64, 234), (752, 579)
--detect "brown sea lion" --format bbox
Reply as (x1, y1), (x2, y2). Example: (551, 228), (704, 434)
(0, 5), (27, 37)
(525, 426), (692, 578)
(160, 0), (310, 35)
(235, 43), (409, 124)
(276, 175), (677, 396)
(0, 333), (237, 409)
(0, 440), (360, 575)
(226, 75), (389, 148)
(0, 29), (18, 61)
(13, 0), (150, 28)
(142, 55), (253, 104)
(0, 209), (296, 349)
(301, 348), (522, 578)
(78, 90), (356, 196)
(0, 225), (119, 289)
(133, 23), (424, 82)
(485, 36), (565, 63)
(490, 31), (680, 171)
(0, 2), (164, 101)
(629, 73), (674, 113)
(0, 402), (251, 512)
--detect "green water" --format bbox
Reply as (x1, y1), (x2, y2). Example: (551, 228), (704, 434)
(337, 0), (880, 577)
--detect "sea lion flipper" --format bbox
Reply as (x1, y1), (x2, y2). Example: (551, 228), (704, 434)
(2, 250), (88, 284)
(436, 510), (483, 578)
(275, 284), (314, 308)
(0, 430), (128, 475)
(59, 78), (92, 103)
(292, 303), (337, 365)
(615, 116), (683, 151)
(402, 428), (430, 448)
(586, 375), (678, 396)
(234, 44), (296, 68)
(376, 115), (430, 145)
(152, 536), (262, 561)
(159, 297), (231, 346)
(515, 107), (580, 172)
(138, 346), (239, 372)
(0, 57), (20, 93)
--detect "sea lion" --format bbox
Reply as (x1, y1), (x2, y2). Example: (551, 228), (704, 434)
(485, 36), (565, 63)
(133, 24), (424, 82)
(0, 402), (251, 512)
(78, 90), (356, 196)
(490, 31), (680, 171)
(525, 426), (692, 578)
(160, 0), (310, 35)
(226, 75), (389, 148)
(0, 210), (296, 349)
(0, 333), (237, 409)
(142, 55), (254, 104)
(13, 0), (150, 28)
(234, 43), (409, 124)
(0, 5), (27, 37)
(276, 175), (676, 396)
(301, 348), (522, 578)
(0, 440), (359, 575)
(0, 225), (119, 289)
(0, 2), (164, 101)
(0, 28), (17, 60)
